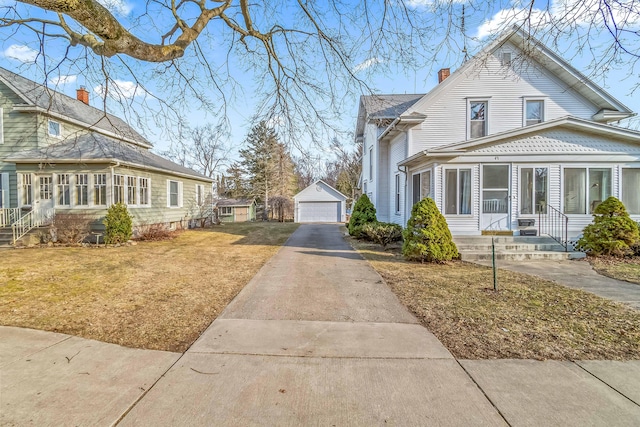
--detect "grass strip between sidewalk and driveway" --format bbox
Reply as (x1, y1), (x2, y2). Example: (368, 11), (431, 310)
(0, 222), (298, 352)
(350, 238), (640, 361)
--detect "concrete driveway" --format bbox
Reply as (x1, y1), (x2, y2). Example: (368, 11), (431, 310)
(3, 224), (639, 426)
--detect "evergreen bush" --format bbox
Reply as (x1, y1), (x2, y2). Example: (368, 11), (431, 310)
(362, 222), (403, 248)
(402, 197), (459, 263)
(576, 197), (640, 257)
(348, 194), (377, 238)
(103, 203), (133, 244)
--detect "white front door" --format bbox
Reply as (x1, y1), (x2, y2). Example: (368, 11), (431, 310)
(34, 175), (54, 212)
(481, 164), (511, 231)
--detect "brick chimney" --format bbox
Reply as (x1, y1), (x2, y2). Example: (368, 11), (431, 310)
(437, 68), (450, 84)
(76, 86), (89, 105)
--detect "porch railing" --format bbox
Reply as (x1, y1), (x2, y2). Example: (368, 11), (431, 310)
(12, 208), (55, 244)
(0, 208), (20, 227)
(538, 205), (568, 251)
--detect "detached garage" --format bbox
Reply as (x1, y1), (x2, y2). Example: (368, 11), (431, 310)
(294, 180), (347, 223)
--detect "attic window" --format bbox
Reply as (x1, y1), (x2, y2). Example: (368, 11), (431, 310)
(48, 120), (61, 138)
(501, 51), (512, 67)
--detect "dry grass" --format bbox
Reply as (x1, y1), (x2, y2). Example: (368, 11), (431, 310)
(350, 239), (640, 360)
(588, 256), (640, 285)
(0, 222), (298, 352)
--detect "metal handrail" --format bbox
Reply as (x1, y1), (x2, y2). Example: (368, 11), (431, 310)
(0, 208), (20, 227)
(12, 208), (54, 244)
(538, 205), (568, 251)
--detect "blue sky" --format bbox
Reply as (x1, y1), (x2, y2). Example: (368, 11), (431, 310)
(1, 0), (639, 167)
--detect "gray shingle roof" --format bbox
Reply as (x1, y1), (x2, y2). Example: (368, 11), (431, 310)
(0, 67), (150, 147)
(216, 198), (256, 207)
(6, 133), (212, 181)
(361, 94), (425, 119)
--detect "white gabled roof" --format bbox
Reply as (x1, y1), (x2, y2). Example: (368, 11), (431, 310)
(402, 27), (634, 122)
(294, 180), (348, 201)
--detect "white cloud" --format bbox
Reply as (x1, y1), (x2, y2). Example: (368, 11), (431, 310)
(3, 44), (38, 63)
(48, 75), (77, 86)
(476, 0), (639, 39)
(476, 8), (551, 39)
(97, 0), (133, 15)
(94, 80), (145, 100)
(352, 57), (382, 73)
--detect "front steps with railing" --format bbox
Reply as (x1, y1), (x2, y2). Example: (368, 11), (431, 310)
(453, 235), (585, 262)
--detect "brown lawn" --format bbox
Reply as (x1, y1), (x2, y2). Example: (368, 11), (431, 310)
(0, 222), (298, 352)
(350, 238), (640, 360)
(588, 256), (640, 286)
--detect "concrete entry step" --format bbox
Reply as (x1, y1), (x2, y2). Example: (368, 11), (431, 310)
(453, 235), (585, 262)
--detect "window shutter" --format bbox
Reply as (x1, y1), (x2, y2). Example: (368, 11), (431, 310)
(178, 181), (183, 207)
(166, 180), (170, 208)
(147, 178), (151, 206)
(0, 173), (9, 208)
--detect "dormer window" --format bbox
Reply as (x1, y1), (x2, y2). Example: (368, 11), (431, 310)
(48, 120), (61, 138)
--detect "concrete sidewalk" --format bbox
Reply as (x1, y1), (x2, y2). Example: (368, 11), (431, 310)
(476, 258), (640, 310)
(2, 224), (640, 426)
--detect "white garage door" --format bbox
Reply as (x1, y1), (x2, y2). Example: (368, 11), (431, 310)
(298, 201), (340, 223)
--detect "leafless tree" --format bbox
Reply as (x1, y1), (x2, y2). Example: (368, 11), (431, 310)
(2, 0), (639, 140)
(163, 123), (231, 178)
(322, 138), (362, 205)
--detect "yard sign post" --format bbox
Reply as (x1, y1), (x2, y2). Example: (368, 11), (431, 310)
(492, 237), (498, 291)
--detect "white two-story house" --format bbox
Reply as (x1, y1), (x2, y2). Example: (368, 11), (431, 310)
(356, 27), (640, 246)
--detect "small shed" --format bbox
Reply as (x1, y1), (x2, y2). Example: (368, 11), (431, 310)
(294, 180), (347, 223)
(216, 198), (257, 223)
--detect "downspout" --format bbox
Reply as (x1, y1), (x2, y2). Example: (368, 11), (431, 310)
(109, 161), (120, 205)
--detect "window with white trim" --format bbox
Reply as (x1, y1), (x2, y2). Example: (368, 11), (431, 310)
(48, 120), (61, 138)
(57, 174), (71, 206)
(525, 100), (544, 126)
(621, 168), (640, 214)
(369, 147), (373, 181)
(20, 174), (33, 206)
(139, 177), (150, 206)
(93, 174), (107, 206)
(113, 174), (125, 204)
(167, 180), (182, 208)
(501, 51), (512, 67)
(220, 206), (233, 215)
(469, 101), (487, 139)
(412, 171), (432, 206)
(520, 167), (548, 214)
(127, 176), (137, 205)
(564, 168), (611, 214)
(394, 174), (401, 213)
(75, 174), (89, 206)
(39, 176), (52, 200)
(0, 173), (7, 208)
(445, 168), (472, 215)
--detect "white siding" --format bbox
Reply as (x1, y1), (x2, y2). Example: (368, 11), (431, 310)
(377, 140), (390, 222)
(388, 133), (407, 226)
(408, 41), (600, 156)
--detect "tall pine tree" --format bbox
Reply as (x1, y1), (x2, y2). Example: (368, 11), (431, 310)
(239, 122), (297, 220)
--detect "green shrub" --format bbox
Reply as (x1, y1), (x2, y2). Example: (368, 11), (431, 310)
(103, 203), (133, 244)
(576, 197), (640, 257)
(362, 222), (403, 248)
(402, 197), (459, 263)
(348, 194), (377, 238)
